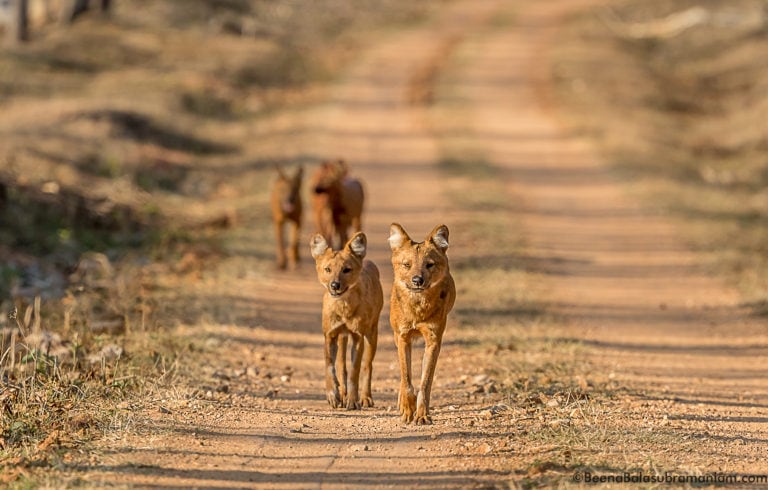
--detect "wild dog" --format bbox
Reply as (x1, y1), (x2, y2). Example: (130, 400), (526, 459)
(270, 165), (303, 270)
(311, 232), (383, 409)
(388, 223), (455, 424)
(310, 159), (364, 250)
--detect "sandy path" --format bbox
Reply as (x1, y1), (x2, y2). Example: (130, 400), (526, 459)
(460, 0), (768, 369)
(80, 0), (768, 486)
(84, 2), (516, 489)
(455, 0), (768, 472)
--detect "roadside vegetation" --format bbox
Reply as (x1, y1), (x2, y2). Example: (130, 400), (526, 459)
(0, 1), (434, 485)
(553, 0), (768, 312)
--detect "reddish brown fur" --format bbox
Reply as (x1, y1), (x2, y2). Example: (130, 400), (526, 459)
(388, 223), (456, 424)
(271, 165), (303, 270)
(311, 232), (383, 409)
(310, 159), (364, 250)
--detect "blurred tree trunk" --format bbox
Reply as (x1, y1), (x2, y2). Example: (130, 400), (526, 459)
(11, 0), (29, 43)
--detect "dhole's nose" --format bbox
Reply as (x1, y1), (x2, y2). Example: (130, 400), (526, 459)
(411, 276), (424, 287)
(330, 281), (341, 291)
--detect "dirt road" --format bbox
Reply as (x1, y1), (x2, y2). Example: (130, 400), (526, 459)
(79, 0), (768, 487)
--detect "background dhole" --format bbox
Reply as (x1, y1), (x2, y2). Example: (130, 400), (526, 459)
(270, 165), (303, 270)
(310, 159), (364, 250)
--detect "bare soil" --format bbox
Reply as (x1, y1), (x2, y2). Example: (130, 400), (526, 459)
(15, 0), (768, 487)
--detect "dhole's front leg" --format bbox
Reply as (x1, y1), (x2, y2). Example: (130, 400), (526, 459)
(274, 220), (286, 269)
(288, 219), (300, 269)
(317, 207), (334, 248)
(360, 325), (377, 408)
(335, 335), (347, 405)
(414, 333), (442, 425)
(324, 332), (342, 408)
(395, 334), (416, 423)
(345, 332), (364, 410)
(335, 216), (349, 252)
(351, 215), (362, 234)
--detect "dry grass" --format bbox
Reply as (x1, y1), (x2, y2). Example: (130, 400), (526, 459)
(0, 257), (194, 485)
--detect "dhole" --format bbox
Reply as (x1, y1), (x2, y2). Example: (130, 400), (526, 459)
(311, 232), (383, 409)
(270, 165), (303, 270)
(310, 159), (364, 250)
(388, 223), (455, 424)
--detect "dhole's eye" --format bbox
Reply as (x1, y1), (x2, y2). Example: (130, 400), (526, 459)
(426, 262), (435, 269)
(402, 262), (411, 270)
(342, 267), (352, 273)
(324, 267), (331, 273)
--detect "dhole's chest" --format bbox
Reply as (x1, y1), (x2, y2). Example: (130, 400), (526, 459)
(324, 294), (367, 332)
(392, 280), (453, 324)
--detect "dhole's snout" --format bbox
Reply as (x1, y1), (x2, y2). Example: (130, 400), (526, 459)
(329, 280), (344, 296)
(411, 275), (425, 289)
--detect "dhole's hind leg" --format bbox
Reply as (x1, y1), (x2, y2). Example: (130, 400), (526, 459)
(360, 324), (377, 408)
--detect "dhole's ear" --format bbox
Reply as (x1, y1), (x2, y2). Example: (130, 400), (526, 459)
(428, 224), (450, 253)
(275, 164), (287, 180)
(310, 234), (329, 259)
(388, 223), (411, 250)
(293, 165), (303, 181)
(347, 232), (367, 259)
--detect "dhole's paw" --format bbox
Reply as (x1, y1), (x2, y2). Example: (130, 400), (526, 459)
(398, 390), (416, 423)
(414, 409), (433, 425)
(361, 395), (374, 408)
(327, 390), (342, 408)
(400, 406), (414, 423)
(345, 393), (361, 410)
